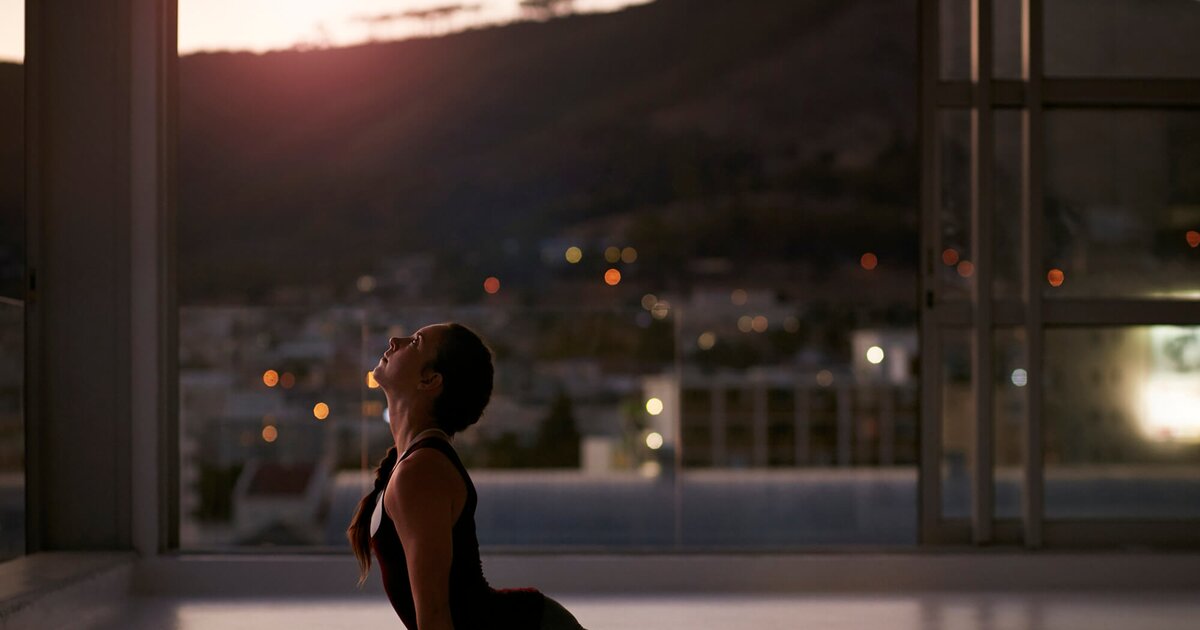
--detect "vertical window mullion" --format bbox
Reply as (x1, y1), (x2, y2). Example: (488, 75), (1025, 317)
(970, 0), (995, 544)
(1020, 0), (1044, 550)
(918, 0), (945, 544)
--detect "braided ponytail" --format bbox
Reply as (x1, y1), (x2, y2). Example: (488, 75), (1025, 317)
(347, 445), (399, 587)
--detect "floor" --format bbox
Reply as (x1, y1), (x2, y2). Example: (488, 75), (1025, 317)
(91, 592), (1200, 630)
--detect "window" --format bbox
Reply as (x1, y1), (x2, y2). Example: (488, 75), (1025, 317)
(925, 0), (1200, 546)
(177, 0), (920, 550)
(1044, 327), (1200, 519)
(0, 0), (25, 561)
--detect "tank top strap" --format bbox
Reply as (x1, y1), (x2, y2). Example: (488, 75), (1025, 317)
(401, 437), (472, 488)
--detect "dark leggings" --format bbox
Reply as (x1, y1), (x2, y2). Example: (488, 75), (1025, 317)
(540, 595), (586, 630)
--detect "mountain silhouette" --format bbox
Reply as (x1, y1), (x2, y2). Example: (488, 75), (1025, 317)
(1, 0), (916, 304)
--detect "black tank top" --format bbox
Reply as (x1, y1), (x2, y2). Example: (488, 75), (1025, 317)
(370, 437), (545, 629)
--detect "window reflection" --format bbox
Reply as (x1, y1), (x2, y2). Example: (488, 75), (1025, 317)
(1045, 327), (1200, 519)
(1046, 0), (1200, 79)
(1045, 111), (1200, 299)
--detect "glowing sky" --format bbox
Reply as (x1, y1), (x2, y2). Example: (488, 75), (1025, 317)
(0, 0), (649, 62)
(0, 0), (19, 61)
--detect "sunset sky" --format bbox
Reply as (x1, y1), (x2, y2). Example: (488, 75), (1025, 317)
(0, 0), (648, 62)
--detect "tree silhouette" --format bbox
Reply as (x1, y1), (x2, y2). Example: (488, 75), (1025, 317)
(353, 4), (483, 38)
(519, 0), (576, 20)
(531, 390), (581, 467)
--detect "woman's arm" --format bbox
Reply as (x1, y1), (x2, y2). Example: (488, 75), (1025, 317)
(387, 448), (465, 630)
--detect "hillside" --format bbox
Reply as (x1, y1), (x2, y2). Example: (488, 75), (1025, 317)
(2, 0), (917, 303)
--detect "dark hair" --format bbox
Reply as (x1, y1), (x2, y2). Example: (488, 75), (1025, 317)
(425, 323), (494, 436)
(346, 446), (398, 587)
(346, 322), (494, 586)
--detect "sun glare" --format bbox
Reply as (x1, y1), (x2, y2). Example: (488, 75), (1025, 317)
(175, 0), (650, 55)
(0, 0), (21, 62)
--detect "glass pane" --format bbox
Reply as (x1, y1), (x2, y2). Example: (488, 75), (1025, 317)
(0, 16), (21, 301)
(994, 328), (1026, 520)
(179, 0), (919, 550)
(1045, 326), (1200, 519)
(939, 109), (974, 299)
(1045, 111), (1200, 299)
(993, 0), (1022, 79)
(941, 330), (971, 519)
(0, 0), (24, 562)
(179, 307), (370, 547)
(1046, 0), (1200, 78)
(373, 309), (677, 547)
(940, 0), (971, 80)
(0, 304), (21, 560)
(993, 109), (1022, 299)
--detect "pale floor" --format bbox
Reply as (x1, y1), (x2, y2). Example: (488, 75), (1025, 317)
(89, 592), (1200, 630)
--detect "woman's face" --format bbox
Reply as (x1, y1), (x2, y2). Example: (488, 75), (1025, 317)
(373, 323), (447, 394)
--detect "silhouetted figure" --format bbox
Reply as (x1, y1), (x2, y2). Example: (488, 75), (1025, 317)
(348, 322), (586, 629)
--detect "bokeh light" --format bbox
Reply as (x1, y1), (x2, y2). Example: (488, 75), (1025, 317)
(641, 293), (658, 310)
(262, 369), (279, 387)
(313, 402), (330, 420)
(604, 246), (622, 263)
(645, 432), (664, 450)
(280, 372), (296, 389)
(737, 315), (753, 332)
(262, 425), (278, 443)
(565, 246), (583, 263)
(1188, 231), (1200, 248)
(604, 268), (622, 285)
(860, 252), (878, 270)
(866, 346), (885, 364)
(483, 276), (501, 294)
(651, 301), (670, 320)
(942, 248), (960, 266)
(645, 397), (664, 415)
(621, 246), (638, 263)
(697, 331), (716, 350)
(1047, 268), (1065, 287)
(816, 370), (834, 387)
(730, 288), (748, 305)
(356, 275), (376, 292)
(751, 315), (768, 333)
(1011, 368), (1028, 387)
(957, 260), (975, 278)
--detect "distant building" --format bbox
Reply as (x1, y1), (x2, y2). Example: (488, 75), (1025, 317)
(233, 458), (332, 545)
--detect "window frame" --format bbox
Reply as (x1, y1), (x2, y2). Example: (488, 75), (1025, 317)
(919, 0), (1200, 547)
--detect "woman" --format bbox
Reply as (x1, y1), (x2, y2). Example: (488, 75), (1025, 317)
(347, 322), (586, 630)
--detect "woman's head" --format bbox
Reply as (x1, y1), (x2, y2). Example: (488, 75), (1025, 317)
(371, 322), (494, 435)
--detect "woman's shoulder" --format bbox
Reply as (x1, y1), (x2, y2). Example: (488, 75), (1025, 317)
(393, 445), (460, 485)
(385, 443), (468, 515)
(388, 441), (463, 496)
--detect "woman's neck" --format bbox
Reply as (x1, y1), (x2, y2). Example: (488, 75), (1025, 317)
(387, 396), (441, 452)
